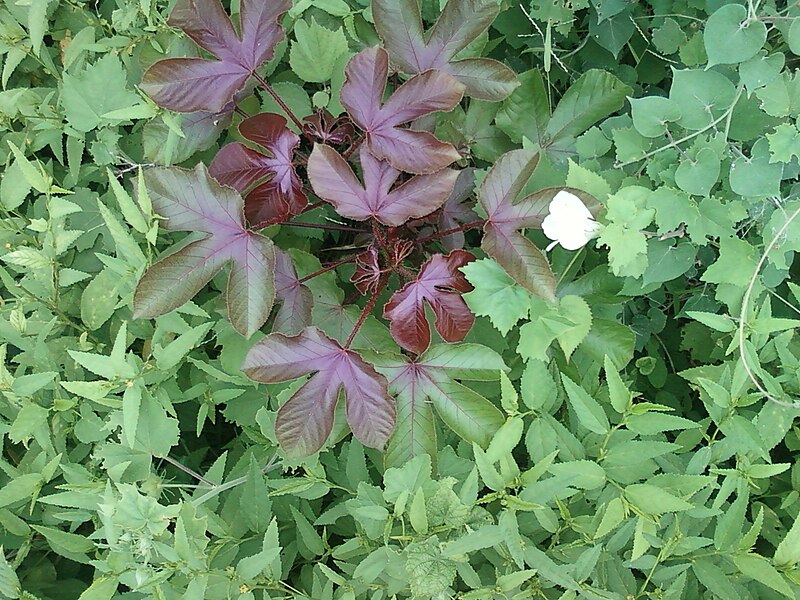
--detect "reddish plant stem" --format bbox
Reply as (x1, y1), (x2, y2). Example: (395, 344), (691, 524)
(344, 272), (390, 349)
(300, 200), (326, 215)
(249, 201), (329, 230)
(282, 221), (367, 233)
(253, 72), (304, 132)
(371, 220), (389, 250)
(298, 252), (365, 284)
(342, 133), (364, 160)
(234, 106), (250, 119)
(395, 264), (417, 280)
(417, 220), (485, 245)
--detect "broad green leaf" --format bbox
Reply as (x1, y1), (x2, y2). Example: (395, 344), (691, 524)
(545, 69), (632, 147)
(704, 4), (766, 67)
(462, 258), (530, 335)
(60, 55), (142, 132)
(289, 19), (349, 83)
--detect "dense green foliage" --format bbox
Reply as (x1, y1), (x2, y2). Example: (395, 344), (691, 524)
(2, 0), (800, 599)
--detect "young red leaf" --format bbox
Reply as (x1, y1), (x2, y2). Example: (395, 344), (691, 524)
(307, 144), (458, 227)
(140, 0), (290, 113)
(373, 0), (518, 101)
(383, 250), (476, 354)
(273, 249), (313, 336)
(478, 149), (558, 303)
(133, 164), (275, 339)
(210, 113), (307, 226)
(340, 46), (465, 174)
(242, 327), (395, 458)
(302, 109), (355, 145)
(351, 247), (383, 295)
(366, 344), (506, 468)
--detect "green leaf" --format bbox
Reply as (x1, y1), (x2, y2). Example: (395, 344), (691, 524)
(774, 512), (800, 566)
(733, 554), (794, 598)
(545, 69), (632, 145)
(669, 69), (736, 131)
(548, 460), (606, 490)
(409, 487), (428, 534)
(692, 558), (739, 599)
(766, 122), (800, 163)
(788, 17), (800, 55)
(0, 550), (20, 599)
(729, 138), (784, 197)
(289, 19), (349, 83)
(499, 370), (519, 413)
(604, 355), (632, 413)
(674, 147), (720, 197)
(704, 4), (766, 67)
(462, 258), (530, 335)
(714, 491), (747, 551)
(561, 374), (609, 434)
(630, 96), (682, 138)
(405, 537), (457, 598)
(624, 483), (693, 513)
(523, 546), (580, 591)
(60, 55), (142, 133)
(77, 577), (118, 600)
(290, 505), (325, 556)
(31, 525), (95, 560)
(11, 372), (57, 396)
(80, 268), (121, 331)
(686, 311), (736, 333)
(497, 69), (550, 145)
(486, 417), (524, 462)
(6, 142), (48, 194)
(0, 473), (42, 508)
(554, 295), (592, 360)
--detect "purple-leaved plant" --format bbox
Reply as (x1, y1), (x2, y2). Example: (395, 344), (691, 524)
(134, 0), (600, 461)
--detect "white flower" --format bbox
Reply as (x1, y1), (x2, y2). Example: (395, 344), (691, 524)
(541, 190), (602, 251)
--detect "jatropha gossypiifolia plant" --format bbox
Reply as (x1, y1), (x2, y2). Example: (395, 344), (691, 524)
(132, 0), (603, 460)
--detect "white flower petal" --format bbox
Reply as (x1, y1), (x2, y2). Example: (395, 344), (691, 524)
(541, 213), (561, 242)
(550, 190), (593, 220)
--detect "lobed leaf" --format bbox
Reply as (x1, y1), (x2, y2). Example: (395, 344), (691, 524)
(133, 164), (276, 338)
(140, 0), (290, 113)
(308, 144), (458, 226)
(242, 327), (395, 457)
(340, 47), (465, 174)
(373, 0), (518, 101)
(368, 344), (506, 468)
(210, 113), (307, 225)
(383, 250), (476, 354)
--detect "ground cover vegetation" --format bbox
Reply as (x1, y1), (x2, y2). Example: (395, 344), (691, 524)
(1, 0), (800, 597)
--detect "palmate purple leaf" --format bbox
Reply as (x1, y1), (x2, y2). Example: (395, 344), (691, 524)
(140, 0), (290, 113)
(479, 149), (602, 302)
(373, 0), (519, 101)
(242, 327), (395, 458)
(340, 46), (465, 175)
(273, 249), (312, 336)
(307, 145), (458, 227)
(479, 149), (555, 302)
(133, 164), (275, 339)
(210, 113), (307, 226)
(366, 344), (506, 469)
(383, 250), (475, 354)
